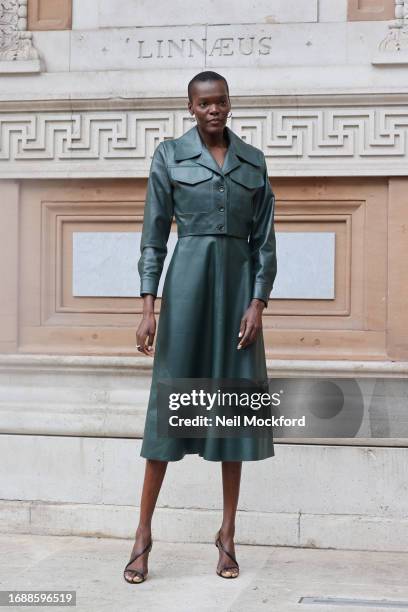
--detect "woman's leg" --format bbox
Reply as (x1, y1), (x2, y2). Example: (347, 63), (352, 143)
(217, 460), (242, 577)
(124, 459), (168, 581)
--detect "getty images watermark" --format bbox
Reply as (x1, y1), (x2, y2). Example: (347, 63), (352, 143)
(156, 376), (408, 440)
(166, 386), (302, 429)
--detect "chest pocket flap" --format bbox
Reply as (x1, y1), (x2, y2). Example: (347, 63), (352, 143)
(229, 165), (265, 189)
(170, 166), (213, 185)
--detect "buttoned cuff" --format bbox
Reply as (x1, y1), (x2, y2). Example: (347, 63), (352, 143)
(140, 278), (159, 298)
(252, 283), (271, 309)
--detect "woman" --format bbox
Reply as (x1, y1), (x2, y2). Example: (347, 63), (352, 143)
(124, 71), (277, 583)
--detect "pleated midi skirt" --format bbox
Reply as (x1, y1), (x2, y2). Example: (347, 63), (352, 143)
(140, 234), (275, 461)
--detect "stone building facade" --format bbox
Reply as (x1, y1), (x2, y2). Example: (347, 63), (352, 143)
(0, 0), (407, 549)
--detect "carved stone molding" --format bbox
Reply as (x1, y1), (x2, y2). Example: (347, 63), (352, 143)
(373, 0), (408, 63)
(0, 0), (40, 72)
(1, 105), (408, 177)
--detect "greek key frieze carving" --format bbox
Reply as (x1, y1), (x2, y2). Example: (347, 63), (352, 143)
(0, 108), (407, 176)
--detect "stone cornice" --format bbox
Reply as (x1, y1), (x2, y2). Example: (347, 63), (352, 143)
(0, 354), (407, 377)
(0, 353), (406, 441)
(1, 92), (408, 112)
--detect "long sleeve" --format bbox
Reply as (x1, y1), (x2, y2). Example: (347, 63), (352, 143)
(248, 159), (277, 309)
(138, 142), (174, 297)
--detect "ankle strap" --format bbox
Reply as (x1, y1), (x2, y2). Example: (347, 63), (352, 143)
(216, 536), (238, 566)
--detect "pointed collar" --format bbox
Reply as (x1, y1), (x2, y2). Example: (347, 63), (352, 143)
(174, 125), (262, 175)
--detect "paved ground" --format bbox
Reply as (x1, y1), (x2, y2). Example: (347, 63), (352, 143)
(1, 533), (408, 612)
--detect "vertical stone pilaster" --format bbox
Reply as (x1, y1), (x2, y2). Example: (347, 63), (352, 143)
(388, 177), (408, 359)
(0, 180), (19, 353)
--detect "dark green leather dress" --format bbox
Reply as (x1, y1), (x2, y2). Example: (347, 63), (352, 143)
(138, 125), (277, 461)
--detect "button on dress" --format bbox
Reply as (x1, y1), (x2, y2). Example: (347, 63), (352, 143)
(138, 125), (277, 461)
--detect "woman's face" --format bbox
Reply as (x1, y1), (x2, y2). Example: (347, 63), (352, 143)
(188, 79), (231, 136)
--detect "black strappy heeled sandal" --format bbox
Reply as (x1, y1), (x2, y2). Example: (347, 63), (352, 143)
(123, 539), (153, 584)
(215, 530), (240, 579)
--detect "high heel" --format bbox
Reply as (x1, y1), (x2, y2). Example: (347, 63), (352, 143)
(215, 530), (239, 579)
(123, 539), (153, 584)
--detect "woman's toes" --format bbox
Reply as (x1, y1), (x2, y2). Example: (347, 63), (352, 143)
(222, 566), (238, 577)
(132, 574), (144, 583)
(124, 569), (144, 583)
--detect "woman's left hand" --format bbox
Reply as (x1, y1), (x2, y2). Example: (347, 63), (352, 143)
(237, 299), (266, 349)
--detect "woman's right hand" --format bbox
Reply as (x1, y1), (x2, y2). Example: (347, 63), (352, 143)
(136, 295), (156, 356)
